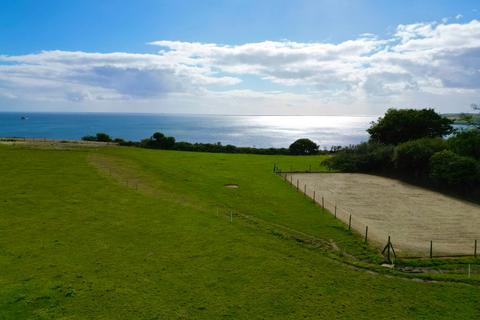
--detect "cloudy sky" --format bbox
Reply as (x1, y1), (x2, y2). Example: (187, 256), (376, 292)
(1, 0), (479, 115)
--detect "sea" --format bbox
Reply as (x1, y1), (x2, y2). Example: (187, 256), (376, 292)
(0, 112), (380, 148)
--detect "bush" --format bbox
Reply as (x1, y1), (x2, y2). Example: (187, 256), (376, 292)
(448, 128), (480, 160)
(81, 133), (112, 142)
(394, 138), (446, 177)
(430, 150), (479, 192)
(173, 141), (194, 151)
(142, 132), (176, 149)
(368, 108), (453, 145)
(95, 133), (112, 142)
(323, 142), (394, 172)
(289, 139), (319, 155)
(81, 135), (96, 141)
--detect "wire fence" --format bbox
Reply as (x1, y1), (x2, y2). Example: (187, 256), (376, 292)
(275, 169), (480, 261)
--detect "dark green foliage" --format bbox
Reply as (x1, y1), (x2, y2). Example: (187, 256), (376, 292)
(171, 140), (291, 155)
(323, 142), (394, 172)
(448, 128), (480, 160)
(95, 133), (113, 142)
(81, 131), (325, 156)
(145, 132), (176, 149)
(116, 139), (137, 146)
(81, 132), (112, 142)
(430, 150), (480, 191)
(139, 132), (175, 149)
(394, 138), (447, 177)
(368, 108), (453, 145)
(124, 132), (310, 155)
(289, 139), (319, 155)
(81, 135), (96, 141)
(326, 107), (479, 195)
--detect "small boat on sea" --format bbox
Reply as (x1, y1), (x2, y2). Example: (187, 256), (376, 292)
(21, 115), (29, 120)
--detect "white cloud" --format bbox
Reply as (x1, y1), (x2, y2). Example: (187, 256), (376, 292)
(1, 19), (480, 114)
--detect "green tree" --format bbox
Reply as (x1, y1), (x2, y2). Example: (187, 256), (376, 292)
(81, 135), (96, 141)
(150, 132), (176, 149)
(81, 133), (112, 142)
(289, 139), (319, 155)
(368, 108), (453, 145)
(95, 133), (112, 142)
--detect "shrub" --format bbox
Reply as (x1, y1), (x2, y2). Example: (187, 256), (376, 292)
(173, 141), (194, 151)
(289, 139), (319, 155)
(81, 133), (112, 142)
(142, 132), (176, 149)
(448, 128), (480, 160)
(323, 142), (394, 172)
(430, 150), (479, 192)
(95, 133), (112, 142)
(81, 135), (96, 141)
(394, 138), (446, 177)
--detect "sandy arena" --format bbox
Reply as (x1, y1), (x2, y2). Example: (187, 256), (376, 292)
(286, 173), (480, 257)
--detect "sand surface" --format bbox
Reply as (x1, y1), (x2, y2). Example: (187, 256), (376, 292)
(286, 173), (480, 257)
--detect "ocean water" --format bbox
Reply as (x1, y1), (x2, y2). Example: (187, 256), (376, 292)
(0, 112), (378, 148)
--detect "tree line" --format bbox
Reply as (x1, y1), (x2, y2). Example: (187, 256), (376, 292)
(82, 132), (322, 155)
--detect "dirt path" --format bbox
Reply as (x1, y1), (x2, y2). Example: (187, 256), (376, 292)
(285, 173), (480, 257)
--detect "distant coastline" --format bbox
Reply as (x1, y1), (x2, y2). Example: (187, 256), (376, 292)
(442, 112), (480, 125)
(0, 112), (377, 148)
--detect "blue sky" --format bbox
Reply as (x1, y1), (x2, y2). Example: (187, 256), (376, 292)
(2, 0), (478, 53)
(1, 0), (479, 115)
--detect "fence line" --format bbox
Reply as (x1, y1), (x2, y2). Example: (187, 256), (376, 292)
(276, 170), (479, 260)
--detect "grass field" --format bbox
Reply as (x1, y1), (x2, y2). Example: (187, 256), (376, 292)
(0, 143), (479, 319)
(286, 173), (480, 257)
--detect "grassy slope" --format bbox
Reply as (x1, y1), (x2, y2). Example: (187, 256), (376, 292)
(0, 145), (478, 319)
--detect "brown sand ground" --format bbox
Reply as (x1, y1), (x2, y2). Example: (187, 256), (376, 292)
(0, 138), (114, 149)
(286, 173), (480, 257)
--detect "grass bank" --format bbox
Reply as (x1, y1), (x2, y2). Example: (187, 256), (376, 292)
(0, 143), (478, 319)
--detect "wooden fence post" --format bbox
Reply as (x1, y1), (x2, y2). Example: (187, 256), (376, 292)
(475, 240), (477, 258)
(313, 190), (316, 203)
(387, 236), (391, 262)
(388, 236), (392, 261)
(322, 196), (324, 210)
(304, 184), (306, 195)
(334, 205), (337, 218)
(364, 226), (368, 244)
(430, 241), (433, 259)
(348, 214), (352, 230)
(296, 179), (299, 190)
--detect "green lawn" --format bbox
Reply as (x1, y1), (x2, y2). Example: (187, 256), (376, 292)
(0, 144), (479, 319)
